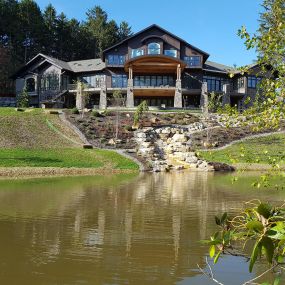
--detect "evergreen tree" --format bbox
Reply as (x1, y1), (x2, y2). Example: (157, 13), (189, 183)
(118, 21), (132, 41)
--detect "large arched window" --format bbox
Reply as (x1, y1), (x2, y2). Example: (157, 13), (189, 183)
(148, 42), (160, 55)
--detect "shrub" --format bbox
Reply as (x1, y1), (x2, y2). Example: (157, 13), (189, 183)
(124, 125), (133, 132)
(133, 100), (149, 127)
(71, 107), (79, 114)
(17, 88), (29, 108)
(92, 110), (100, 117)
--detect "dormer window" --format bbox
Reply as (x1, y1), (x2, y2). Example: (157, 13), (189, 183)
(148, 43), (160, 55)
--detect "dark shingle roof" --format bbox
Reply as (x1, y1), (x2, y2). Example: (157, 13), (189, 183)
(68, 58), (105, 72)
(203, 60), (234, 73)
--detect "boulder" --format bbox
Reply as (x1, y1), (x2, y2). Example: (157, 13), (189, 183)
(208, 162), (235, 172)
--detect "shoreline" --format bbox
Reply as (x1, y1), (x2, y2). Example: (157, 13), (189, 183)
(0, 167), (138, 179)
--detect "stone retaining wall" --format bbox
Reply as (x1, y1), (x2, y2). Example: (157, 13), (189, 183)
(134, 123), (235, 172)
(134, 123), (214, 172)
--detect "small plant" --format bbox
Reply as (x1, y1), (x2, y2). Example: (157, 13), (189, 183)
(17, 88), (29, 108)
(208, 92), (223, 113)
(124, 125), (133, 132)
(92, 110), (100, 117)
(133, 100), (149, 127)
(71, 107), (79, 114)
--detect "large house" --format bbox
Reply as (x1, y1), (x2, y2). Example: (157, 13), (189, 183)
(12, 24), (261, 110)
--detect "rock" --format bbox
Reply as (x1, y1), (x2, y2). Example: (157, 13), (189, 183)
(83, 144), (93, 149)
(108, 138), (116, 145)
(175, 165), (184, 170)
(185, 155), (198, 164)
(151, 117), (160, 124)
(172, 133), (188, 143)
(208, 162), (235, 172)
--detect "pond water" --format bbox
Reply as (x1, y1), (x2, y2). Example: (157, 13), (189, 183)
(0, 172), (284, 285)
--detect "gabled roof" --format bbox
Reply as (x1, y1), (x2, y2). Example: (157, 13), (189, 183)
(12, 53), (73, 78)
(12, 53), (106, 78)
(102, 24), (210, 61)
(203, 60), (234, 74)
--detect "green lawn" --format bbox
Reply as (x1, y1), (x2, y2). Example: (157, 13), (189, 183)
(0, 108), (139, 171)
(198, 133), (285, 165)
(0, 148), (138, 169)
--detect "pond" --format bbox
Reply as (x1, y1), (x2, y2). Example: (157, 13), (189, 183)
(0, 172), (283, 285)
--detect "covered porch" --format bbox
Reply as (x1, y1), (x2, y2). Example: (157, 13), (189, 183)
(123, 55), (186, 108)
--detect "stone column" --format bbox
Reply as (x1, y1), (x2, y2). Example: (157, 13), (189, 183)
(126, 66), (134, 108)
(99, 76), (107, 110)
(174, 64), (182, 108)
(76, 82), (84, 110)
(222, 83), (231, 106)
(200, 82), (208, 118)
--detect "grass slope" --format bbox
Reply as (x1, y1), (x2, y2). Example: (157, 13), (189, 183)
(0, 108), (138, 171)
(199, 133), (285, 166)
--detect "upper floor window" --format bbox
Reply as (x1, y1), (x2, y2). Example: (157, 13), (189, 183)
(148, 42), (160, 55)
(248, 76), (261, 88)
(164, 49), (177, 58)
(108, 55), (125, 65)
(26, 78), (35, 92)
(111, 74), (127, 88)
(184, 56), (201, 67)
(131, 49), (144, 58)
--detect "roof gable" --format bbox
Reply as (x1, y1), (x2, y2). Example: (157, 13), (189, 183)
(103, 24), (209, 60)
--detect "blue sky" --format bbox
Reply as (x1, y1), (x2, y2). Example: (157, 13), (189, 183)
(36, 0), (263, 66)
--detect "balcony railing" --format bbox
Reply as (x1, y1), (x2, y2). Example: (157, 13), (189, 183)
(67, 82), (102, 91)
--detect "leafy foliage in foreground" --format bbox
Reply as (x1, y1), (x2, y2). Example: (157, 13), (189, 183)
(204, 201), (285, 284)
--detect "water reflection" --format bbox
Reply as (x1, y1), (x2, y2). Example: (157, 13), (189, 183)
(0, 172), (283, 284)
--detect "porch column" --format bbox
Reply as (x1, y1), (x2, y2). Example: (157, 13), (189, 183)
(222, 83), (231, 106)
(200, 82), (208, 118)
(174, 64), (182, 108)
(99, 76), (107, 109)
(126, 66), (134, 108)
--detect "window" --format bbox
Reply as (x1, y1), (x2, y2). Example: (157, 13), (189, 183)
(111, 74), (127, 88)
(203, 76), (229, 92)
(26, 78), (35, 92)
(131, 49), (144, 58)
(184, 56), (201, 67)
(148, 42), (160, 55)
(248, 76), (261, 88)
(81, 75), (104, 88)
(133, 75), (175, 87)
(40, 74), (60, 91)
(238, 77), (245, 89)
(107, 55), (125, 65)
(164, 49), (177, 58)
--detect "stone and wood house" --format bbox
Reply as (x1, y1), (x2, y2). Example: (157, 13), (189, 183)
(12, 24), (261, 110)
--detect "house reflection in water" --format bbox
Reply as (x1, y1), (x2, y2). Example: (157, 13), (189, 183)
(0, 172), (263, 284)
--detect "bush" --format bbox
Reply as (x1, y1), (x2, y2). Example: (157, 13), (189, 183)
(71, 107), (79, 114)
(133, 100), (149, 126)
(17, 88), (29, 108)
(92, 110), (100, 117)
(124, 125), (133, 132)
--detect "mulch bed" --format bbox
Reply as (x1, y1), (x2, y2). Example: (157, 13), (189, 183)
(65, 111), (200, 149)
